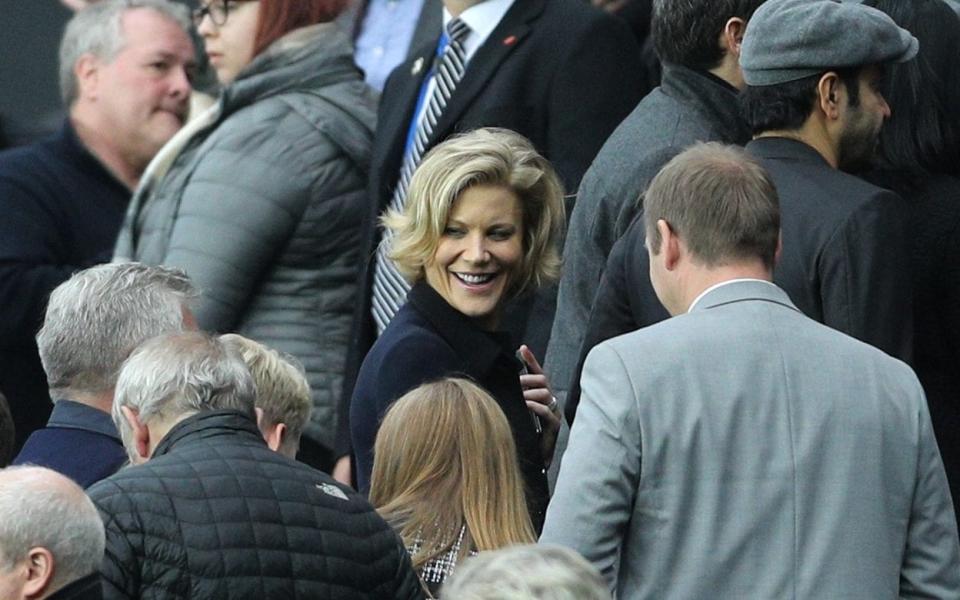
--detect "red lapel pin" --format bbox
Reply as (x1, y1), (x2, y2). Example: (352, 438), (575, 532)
(503, 35), (517, 46)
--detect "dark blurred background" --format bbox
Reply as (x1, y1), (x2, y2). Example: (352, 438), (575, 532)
(0, 2), (76, 147)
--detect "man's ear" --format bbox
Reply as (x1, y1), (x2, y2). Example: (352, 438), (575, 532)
(657, 219), (682, 271)
(22, 547), (55, 598)
(254, 408), (288, 453)
(774, 230), (783, 268)
(266, 423), (287, 454)
(721, 17), (747, 58)
(120, 406), (150, 462)
(817, 72), (844, 121)
(74, 54), (101, 102)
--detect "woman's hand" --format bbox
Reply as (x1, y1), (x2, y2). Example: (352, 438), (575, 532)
(518, 344), (562, 468)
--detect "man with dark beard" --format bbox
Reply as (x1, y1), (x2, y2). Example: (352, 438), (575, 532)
(737, 0), (915, 361)
(563, 0), (919, 424)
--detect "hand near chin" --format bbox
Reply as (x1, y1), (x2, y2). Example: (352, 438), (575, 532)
(518, 344), (561, 468)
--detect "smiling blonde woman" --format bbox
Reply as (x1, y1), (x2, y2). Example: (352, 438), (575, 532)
(350, 128), (565, 531)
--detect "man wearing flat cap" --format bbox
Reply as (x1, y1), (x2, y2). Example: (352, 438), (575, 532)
(547, 0), (766, 425)
(737, 0), (916, 360)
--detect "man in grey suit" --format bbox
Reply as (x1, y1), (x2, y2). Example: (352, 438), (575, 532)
(540, 143), (960, 599)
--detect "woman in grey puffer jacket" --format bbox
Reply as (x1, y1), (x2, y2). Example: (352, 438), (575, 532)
(114, 0), (377, 469)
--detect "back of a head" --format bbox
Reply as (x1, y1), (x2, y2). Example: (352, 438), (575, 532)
(113, 331), (256, 453)
(370, 378), (534, 567)
(441, 544), (610, 600)
(59, 0), (191, 106)
(643, 142), (780, 270)
(0, 466), (105, 596)
(37, 262), (196, 401)
(652, 0), (766, 70)
(866, 0), (960, 177)
(219, 334), (312, 455)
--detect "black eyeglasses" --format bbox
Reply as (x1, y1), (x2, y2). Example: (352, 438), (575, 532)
(192, 1), (253, 28)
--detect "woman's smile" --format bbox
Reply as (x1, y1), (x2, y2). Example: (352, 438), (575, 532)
(425, 184), (524, 329)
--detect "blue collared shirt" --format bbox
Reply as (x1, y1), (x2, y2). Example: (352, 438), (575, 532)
(355, 0), (429, 91)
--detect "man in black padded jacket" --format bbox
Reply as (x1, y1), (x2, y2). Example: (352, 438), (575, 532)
(87, 332), (423, 600)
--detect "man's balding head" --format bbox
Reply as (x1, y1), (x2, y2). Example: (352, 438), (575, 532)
(0, 466), (105, 599)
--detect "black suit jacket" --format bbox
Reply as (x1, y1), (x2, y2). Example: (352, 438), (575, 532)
(369, 0), (642, 207)
(338, 0), (644, 455)
(566, 137), (913, 423)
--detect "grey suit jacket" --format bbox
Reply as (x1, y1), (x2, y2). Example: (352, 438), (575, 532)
(541, 280), (960, 599)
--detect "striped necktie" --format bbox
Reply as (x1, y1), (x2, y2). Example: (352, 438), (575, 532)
(371, 18), (471, 334)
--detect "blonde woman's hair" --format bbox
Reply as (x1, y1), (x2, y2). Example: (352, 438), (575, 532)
(382, 128), (565, 299)
(219, 334), (312, 456)
(369, 377), (536, 571)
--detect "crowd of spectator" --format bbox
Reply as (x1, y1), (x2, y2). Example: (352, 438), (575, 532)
(1, 0), (960, 598)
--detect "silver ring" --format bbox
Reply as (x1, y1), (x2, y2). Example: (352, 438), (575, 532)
(547, 396), (559, 413)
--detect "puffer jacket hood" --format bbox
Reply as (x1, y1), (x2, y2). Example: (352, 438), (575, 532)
(222, 22), (376, 171)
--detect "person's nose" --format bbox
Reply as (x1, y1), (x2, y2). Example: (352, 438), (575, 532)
(878, 94), (892, 119)
(197, 13), (215, 37)
(168, 66), (192, 99)
(462, 233), (490, 264)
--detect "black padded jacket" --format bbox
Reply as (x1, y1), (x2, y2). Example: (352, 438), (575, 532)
(87, 410), (423, 600)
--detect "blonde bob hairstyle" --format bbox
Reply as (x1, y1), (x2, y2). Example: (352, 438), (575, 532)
(382, 128), (565, 299)
(369, 377), (536, 571)
(219, 334), (312, 456)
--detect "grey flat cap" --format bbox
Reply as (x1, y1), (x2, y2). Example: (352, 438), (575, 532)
(741, 0), (919, 86)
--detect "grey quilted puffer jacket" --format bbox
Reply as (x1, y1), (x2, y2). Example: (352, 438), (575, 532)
(88, 410), (424, 600)
(114, 23), (377, 453)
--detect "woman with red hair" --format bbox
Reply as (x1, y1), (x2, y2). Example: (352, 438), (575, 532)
(114, 0), (377, 472)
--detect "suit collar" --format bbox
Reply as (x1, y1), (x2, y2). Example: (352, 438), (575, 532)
(373, 49), (434, 210)
(374, 0), (544, 210)
(688, 280), (801, 314)
(433, 0), (542, 137)
(660, 64), (750, 145)
(47, 399), (120, 441)
(445, 0), (516, 51)
(399, 0), (544, 147)
(746, 136), (832, 168)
